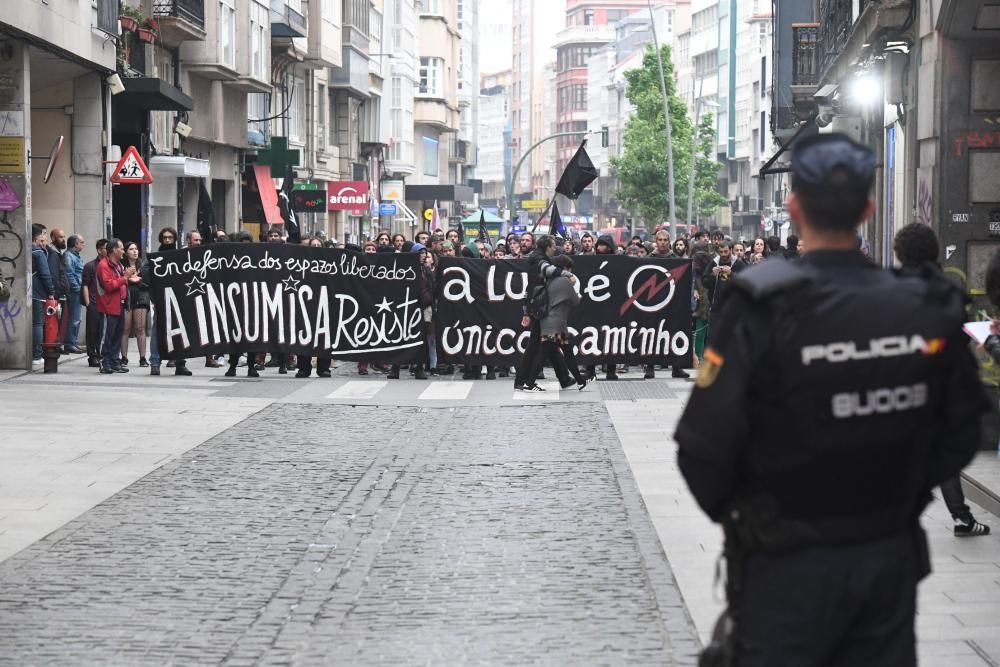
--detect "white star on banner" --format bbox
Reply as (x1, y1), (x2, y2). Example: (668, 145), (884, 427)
(282, 276), (302, 293)
(376, 297), (393, 314)
(186, 276), (207, 296)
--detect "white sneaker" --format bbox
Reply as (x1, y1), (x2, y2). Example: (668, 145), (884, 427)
(31, 358), (43, 367)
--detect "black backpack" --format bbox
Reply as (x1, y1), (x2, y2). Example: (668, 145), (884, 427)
(527, 283), (550, 319)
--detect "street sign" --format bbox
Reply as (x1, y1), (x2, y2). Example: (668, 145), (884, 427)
(522, 199), (546, 210)
(379, 203), (398, 216)
(110, 146), (153, 185)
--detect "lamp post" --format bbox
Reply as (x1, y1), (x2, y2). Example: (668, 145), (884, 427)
(506, 129), (594, 226)
(648, 0), (677, 242)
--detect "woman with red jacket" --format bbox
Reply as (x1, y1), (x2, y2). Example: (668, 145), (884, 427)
(96, 238), (140, 374)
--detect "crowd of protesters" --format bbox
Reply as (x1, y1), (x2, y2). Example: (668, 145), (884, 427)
(29, 220), (815, 382)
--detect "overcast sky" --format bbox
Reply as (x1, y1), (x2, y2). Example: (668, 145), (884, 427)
(478, 0), (513, 75)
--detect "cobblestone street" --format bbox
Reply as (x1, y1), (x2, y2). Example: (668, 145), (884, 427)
(0, 390), (699, 665)
(2, 359), (1000, 665)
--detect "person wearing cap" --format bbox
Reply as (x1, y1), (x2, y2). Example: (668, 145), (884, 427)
(675, 133), (988, 666)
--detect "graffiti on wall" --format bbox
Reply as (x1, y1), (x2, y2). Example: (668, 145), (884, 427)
(953, 130), (1000, 157)
(0, 298), (20, 342)
(916, 168), (933, 227)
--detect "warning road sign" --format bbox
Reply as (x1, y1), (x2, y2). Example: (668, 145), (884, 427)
(110, 146), (153, 185)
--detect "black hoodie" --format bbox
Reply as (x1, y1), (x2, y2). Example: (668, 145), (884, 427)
(595, 234), (615, 255)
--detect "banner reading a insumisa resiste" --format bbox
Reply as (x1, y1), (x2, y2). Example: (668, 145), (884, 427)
(148, 245), (425, 363)
(434, 256), (693, 366)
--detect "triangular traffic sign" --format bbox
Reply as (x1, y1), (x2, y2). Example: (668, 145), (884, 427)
(110, 145), (153, 185)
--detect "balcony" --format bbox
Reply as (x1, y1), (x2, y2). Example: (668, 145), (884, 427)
(553, 24), (616, 49)
(271, 0), (307, 39)
(792, 24), (819, 87)
(449, 138), (469, 164)
(818, 0), (856, 75)
(152, 0), (206, 45)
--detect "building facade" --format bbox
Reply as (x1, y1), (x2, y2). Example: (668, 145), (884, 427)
(478, 70), (513, 210)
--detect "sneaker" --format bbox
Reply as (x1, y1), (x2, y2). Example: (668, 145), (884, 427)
(358, 368), (369, 376)
(317, 370), (332, 378)
(120, 357), (129, 366)
(387, 369), (400, 379)
(166, 360), (176, 368)
(32, 358), (43, 367)
(295, 371), (311, 378)
(150, 366), (160, 376)
(578, 378), (591, 391)
(139, 357), (149, 368)
(88, 357), (100, 367)
(522, 383), (547, 392)
(205, 357), (221, 368)
(174, 366), (192, 376)
(605, 370), (619, 381)
(225, 366), (237, 378)
(485, 371), (496, 380)
(672, 367), (691, 379)
(247, 366), (260, 378)
(99, 367), (114, 374)
(278, 366), (287, 375)
(113, 366), (129, 373)
(644, 367), (655, 380)
(955, 519), (990, 537)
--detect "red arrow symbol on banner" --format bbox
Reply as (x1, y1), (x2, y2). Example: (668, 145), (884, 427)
(619, 262), (690, 317)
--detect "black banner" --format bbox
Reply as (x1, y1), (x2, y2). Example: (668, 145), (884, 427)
(434, 256), (693, 366)
(148, 245), (425, 363)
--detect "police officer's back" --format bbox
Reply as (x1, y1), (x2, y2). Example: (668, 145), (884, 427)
(675, 134), (988, 667)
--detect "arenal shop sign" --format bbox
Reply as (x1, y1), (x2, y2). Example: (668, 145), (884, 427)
(327, 181), (370, 211)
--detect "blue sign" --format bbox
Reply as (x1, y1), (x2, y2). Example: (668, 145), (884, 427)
(379, 203), (398, 216)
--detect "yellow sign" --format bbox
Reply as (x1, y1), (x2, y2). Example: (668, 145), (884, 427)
(0, 137), (25, 173)
(423, 208), (434, 221)
(522, 199), (547, 210)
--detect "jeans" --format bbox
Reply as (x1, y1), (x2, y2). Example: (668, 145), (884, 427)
(66, 291), (82, 347)
(100, 312), (124, 370)
(31, 299), (44, 360)
(149, 308), (159, 366)
(85, 304), (101, 361)
(940, 477), (973, 523)
(513, 318), (542, 386)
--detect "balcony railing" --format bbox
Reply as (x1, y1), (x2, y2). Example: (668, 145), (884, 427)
(792, 24), (819, 86)
(271, 0), (307, 38)
(152, 0), (205, 31)
(818, 0), (855, 75)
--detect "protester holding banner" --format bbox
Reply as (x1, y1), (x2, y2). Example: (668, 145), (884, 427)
(147, 228), (191, 376)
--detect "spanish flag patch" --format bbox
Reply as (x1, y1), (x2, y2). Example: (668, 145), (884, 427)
(696, 348), (725, 389)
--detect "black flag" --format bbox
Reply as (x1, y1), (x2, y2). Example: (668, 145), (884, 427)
(555, 140), (598, 199)
(548, 201), (567, 238)
(477, 211), (489, 243)
(455, 219), (465, 244)
(197, 179), (216, 242)
(278, 164), (301, 244)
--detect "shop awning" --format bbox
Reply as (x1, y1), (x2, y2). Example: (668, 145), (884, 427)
(119, 78), (194, 111)
(254, 165), (282, 226)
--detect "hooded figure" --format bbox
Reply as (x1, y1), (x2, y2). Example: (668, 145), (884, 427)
(464, 240), (481, 258)
(595, 234), (616, 255)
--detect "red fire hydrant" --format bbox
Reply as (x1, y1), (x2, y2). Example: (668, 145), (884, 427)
(42, 296), (61, 373)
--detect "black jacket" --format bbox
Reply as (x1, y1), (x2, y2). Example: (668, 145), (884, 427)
(47, 246), (70, 299)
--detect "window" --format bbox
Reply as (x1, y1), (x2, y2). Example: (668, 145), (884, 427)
(422, 136), (439, 176)
(418, 57), (444, 97)
(248, 93), (271, 145)
(317, 84), (327, 147)
(584, 9), (594, 25)
(289, 76), (305, 143)
(417, 0), (442, 16)
(219, 1), (235, 68)
(250, 2), (268, 81)
(457, 0), (463, 22)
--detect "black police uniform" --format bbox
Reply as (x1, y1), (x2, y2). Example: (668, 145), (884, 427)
(675, 251), (988, 666)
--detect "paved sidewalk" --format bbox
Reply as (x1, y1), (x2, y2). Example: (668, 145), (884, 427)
(607, 393), (1000, 666)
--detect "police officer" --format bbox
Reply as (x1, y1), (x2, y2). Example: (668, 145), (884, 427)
(675, 133), (988, 666)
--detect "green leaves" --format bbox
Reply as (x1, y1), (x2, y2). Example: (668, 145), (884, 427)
(612, 45), (723, 227)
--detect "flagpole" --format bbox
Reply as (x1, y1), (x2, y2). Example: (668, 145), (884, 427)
(648, 0), (678, 243)
(529, 196), (556, 234)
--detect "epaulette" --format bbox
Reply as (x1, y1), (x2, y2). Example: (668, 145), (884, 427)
(729, 259), (815, 301)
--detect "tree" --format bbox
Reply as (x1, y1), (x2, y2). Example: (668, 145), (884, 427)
(612, 45), (723, 228)
(693, 114), (728, 220)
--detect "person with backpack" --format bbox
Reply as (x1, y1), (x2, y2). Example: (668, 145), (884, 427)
(513, 235), (574, 392)
(538, 253), (588, 391)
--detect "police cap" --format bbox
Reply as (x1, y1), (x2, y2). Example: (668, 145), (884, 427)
(791, 133), (876, 193)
